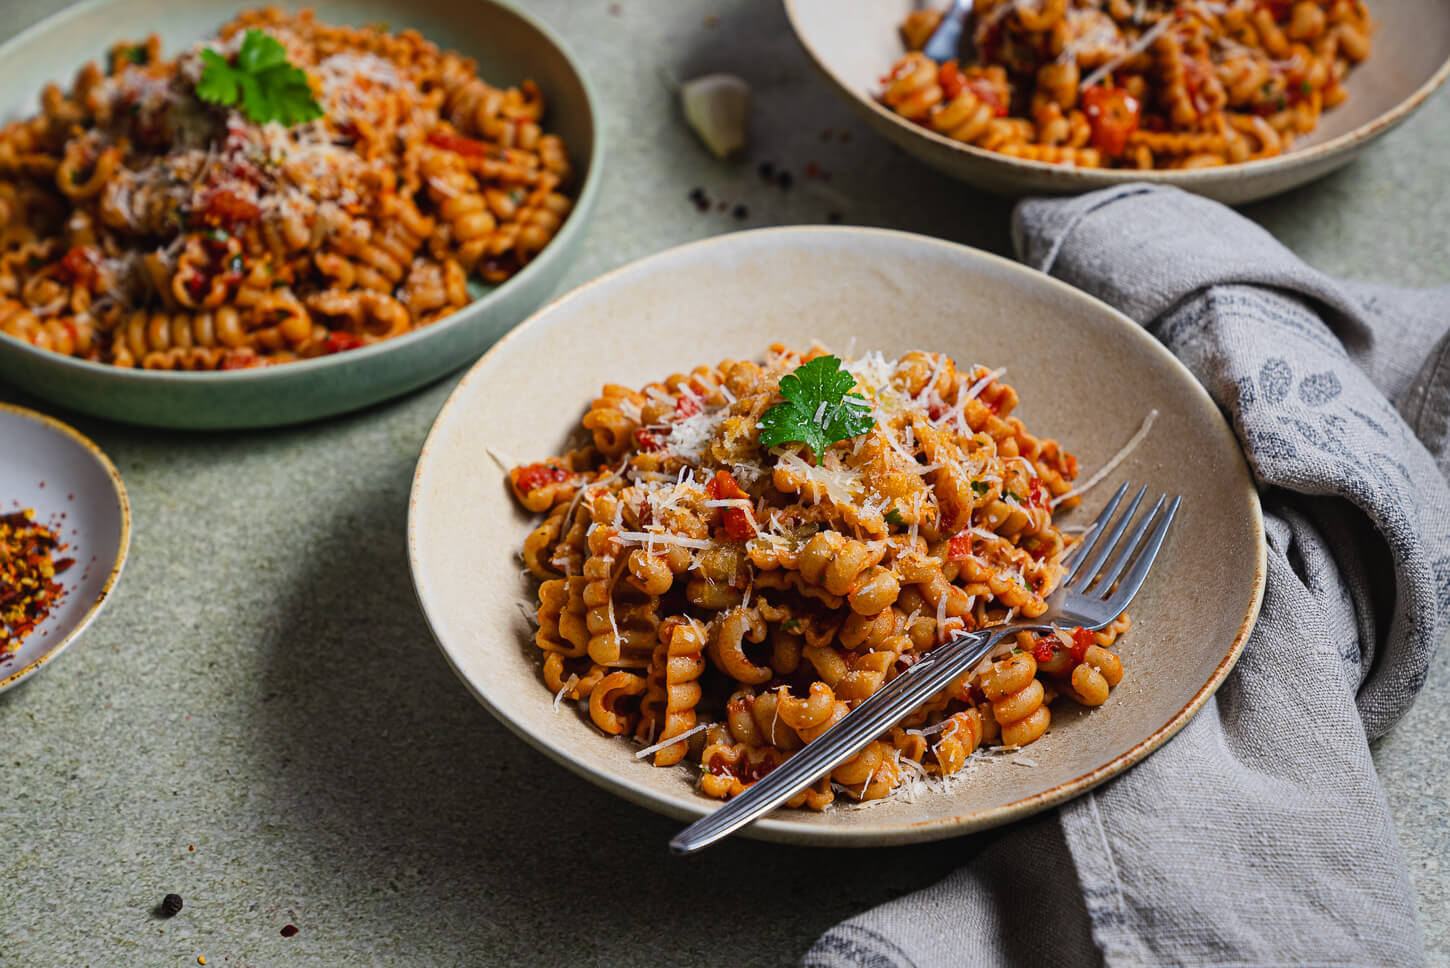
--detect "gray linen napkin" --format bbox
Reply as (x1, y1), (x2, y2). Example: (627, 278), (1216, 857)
(805, 185), (1450, 968)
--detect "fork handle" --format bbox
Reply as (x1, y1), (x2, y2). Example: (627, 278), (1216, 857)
(669, 627), (1010, 854)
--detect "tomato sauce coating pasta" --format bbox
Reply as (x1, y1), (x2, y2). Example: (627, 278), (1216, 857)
(883, 0), (1373, 170)
(509, 346), (1131, 809)
(0, 8), (573, 370)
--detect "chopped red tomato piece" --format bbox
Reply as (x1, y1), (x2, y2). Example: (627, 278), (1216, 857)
(201, 189), (259, 226)
(514, 462), (570, 494)
(705, 470), (748, 501)
(633, 428), (661, 451)
(938, 59), (966, 100)
(675, 394), (702, 419)
(56, 245), (99, 287)
(722, 508), (755, 540)
(427, 129), (489, 157)
(947, 532), (972, 560)
(325, 331), (364, 354)
(1082, 85), (1141, 158)
(1070, 626), (1094, 662)
(965, 77), (1008, 117)
(1033, 637), (1056, 664)
(1027, 477), (1047, 510)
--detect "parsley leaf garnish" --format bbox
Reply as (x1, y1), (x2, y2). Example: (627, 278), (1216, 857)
(781, 618), (801, 632)
(757, 355), (875, 457)
(970, 480), (990, 496)
(884, 509), (905, 526)
(196, 30), (323, 126)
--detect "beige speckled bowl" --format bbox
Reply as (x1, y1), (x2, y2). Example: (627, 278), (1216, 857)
(784, 0), (1450, 204)
(408, 227), (1266, 846)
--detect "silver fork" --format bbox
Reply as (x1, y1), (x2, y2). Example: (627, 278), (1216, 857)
(922, 0), (976, 63)
(669, 482), (1180, 854)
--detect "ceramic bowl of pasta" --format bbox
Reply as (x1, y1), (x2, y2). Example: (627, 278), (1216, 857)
(784, 0), (1450, 204)
(0, 0), (601, 428)
(0, 403), (130, 693)
(409, 226), (1267, 845)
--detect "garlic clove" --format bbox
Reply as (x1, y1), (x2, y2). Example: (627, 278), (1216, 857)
(680, 73), (751, 159)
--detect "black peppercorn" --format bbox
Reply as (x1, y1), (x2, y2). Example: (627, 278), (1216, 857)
(732, 204), (748, 219)
(161, 894), (183, 917)
(776, 170), (793, 189)
(758, 161), (774, 180)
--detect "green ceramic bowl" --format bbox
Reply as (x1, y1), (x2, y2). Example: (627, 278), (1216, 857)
(0, 0), (602, 429)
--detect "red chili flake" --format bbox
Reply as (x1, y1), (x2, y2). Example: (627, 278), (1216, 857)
(633, 428), (661, 452)
(0, 510), (69, 654)
(947, 533), (972, 560)
(608, 3), (620, 13)
(280, 925), (299, 938)
(805, 161), (821, 178)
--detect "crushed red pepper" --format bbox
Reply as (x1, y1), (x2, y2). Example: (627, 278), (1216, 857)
(0, 509), (72, 653)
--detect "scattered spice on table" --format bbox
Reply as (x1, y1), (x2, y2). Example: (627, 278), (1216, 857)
(280, 924), (299, 937)
(757, 161), (774, 180)
(0, 509), (72, 654)
(608, 3), (620, 14)
(828, 211), (843, 223)
(688, 187), (710, 211)
(704, 14), (719, 27)
(776, 169), (793, 190)
(732, 204), (748, 219)
(161, 893), (184, 917)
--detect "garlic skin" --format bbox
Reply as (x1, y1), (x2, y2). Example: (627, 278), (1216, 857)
(680, 73), (751, 159)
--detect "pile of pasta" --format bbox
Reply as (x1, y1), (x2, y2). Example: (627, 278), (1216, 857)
(508, 346), (1130, 809)
(0, 7), (572, 370)
(884, 0), (1373, 169)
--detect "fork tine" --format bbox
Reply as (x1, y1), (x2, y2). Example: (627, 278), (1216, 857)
(1091, 494), (1166, 596)
(1062, 482), (1131, 584)
(1101, 495), (1180, 614)
(1070, 485), (1146, 590)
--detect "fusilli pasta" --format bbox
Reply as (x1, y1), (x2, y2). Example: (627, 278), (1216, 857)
(883, 0), (1373, 170)
(508, 345), (1132, 809)
(0, 8), (574, 370)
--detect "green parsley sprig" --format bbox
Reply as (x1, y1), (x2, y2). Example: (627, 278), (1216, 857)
(757, 355), (875, 458)
(197, 29), (323, 126)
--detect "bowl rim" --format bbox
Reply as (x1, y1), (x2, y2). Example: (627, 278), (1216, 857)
(407, 224), (1269, 845)
(0, 403), (132, 693)
(0, 0), (606, 385)
(783, 0), (1450, 187)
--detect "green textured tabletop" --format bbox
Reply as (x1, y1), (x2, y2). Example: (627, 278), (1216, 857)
(2, 2), (1446, 966)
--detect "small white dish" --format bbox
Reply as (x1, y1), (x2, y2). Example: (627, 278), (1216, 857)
(0, 404), (130, 692)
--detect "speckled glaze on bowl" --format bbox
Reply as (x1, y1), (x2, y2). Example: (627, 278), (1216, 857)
(784, 0), (1450, 204)
(0, 0), (602, 429)
(408, 227), (1267, 846)
(0, 404), (129, 692)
